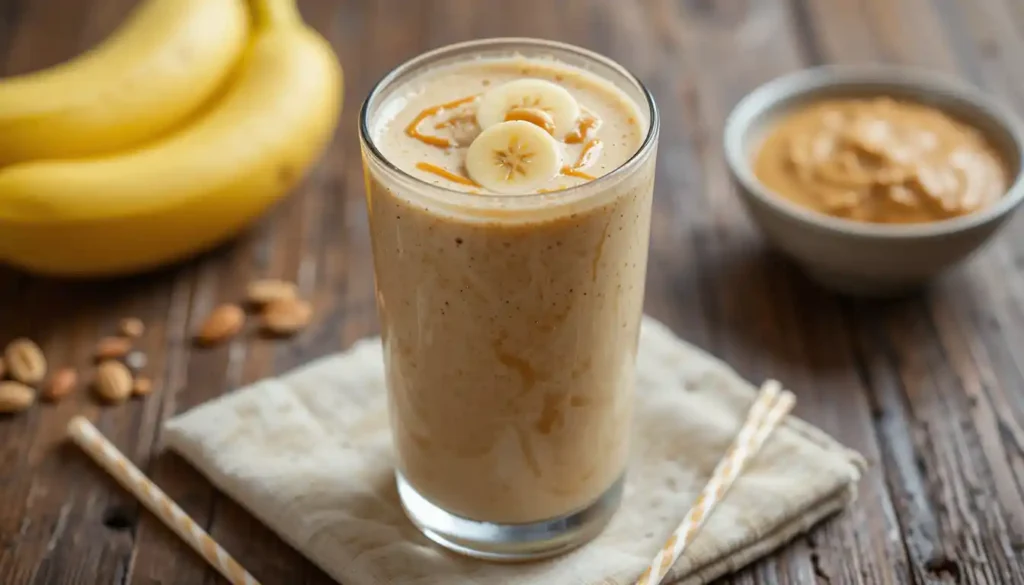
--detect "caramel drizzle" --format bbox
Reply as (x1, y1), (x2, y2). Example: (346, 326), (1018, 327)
(405, 94), (480, 148)
(407, 94), (606, 189)
(564, 115), (601, 144)
(561, 138), (603, 181)
(416, 162), (480, 187)
(562, 169), (596, 180)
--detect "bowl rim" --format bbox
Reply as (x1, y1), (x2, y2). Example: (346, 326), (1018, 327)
(723, 64), (1024, 239)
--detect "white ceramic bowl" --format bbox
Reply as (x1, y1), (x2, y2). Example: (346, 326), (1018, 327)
(724, 66), (1024, 297)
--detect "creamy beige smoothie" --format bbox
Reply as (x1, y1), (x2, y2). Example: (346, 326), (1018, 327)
(361, 42), (657, 533)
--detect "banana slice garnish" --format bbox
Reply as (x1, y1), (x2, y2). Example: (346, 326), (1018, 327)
(465, 120), (562, 194)
(476, 79), (580, 137)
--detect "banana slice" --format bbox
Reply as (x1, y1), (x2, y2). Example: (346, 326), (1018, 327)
(465, 120), (562, 194)
(476, 79), (580, 137)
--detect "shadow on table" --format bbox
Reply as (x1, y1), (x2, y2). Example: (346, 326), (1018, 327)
(0, 237), (245, 345)
(680, 242), (932, 373)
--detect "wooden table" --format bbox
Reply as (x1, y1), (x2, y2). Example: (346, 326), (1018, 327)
(2, 0), (1024, 583)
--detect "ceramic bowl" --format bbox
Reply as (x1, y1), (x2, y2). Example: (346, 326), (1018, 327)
(723, 65), (1024, 297)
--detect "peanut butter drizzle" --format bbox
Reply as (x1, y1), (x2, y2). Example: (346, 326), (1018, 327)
(409, 94), (607, 189)
(561, 138), (603, 181)
(562, 169), (596, 180)
(564, 115), (601, 144)
(416, 162), (480, 187)
(405, 94), (480, 148)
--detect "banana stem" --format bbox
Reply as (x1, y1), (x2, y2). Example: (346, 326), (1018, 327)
(250, 0), (302, 28)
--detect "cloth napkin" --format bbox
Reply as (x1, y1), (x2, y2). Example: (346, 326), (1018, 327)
(164, 316), (865, 585)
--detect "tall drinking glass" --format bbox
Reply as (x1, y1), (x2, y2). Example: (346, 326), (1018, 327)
(359, 38), (659, 560)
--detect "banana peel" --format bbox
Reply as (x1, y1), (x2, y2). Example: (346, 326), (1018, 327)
(0, 0), (250, 165)
(0, 0), (343, 277)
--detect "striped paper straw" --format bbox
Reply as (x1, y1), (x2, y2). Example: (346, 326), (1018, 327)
(67, 416), (261, 585)
(634, 381), (796, 585)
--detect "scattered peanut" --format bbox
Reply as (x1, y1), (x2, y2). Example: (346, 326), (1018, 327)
(94, 336), (133, 361)
(43, 367), (78, 403)
(0, 381), (35, 413)
(196, 303), (246, 346)
(132, 377), (153, 397)
(94, 361), (133, 404)
(246, 279), (298, 307)
(261, 299), (313, 336)
(119, 317), (145, 339)
(5, 338), (46, 385)
(0, 290), (311, 415)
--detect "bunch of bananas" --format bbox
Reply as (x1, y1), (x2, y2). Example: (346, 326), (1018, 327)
(0, 0), (343, 276)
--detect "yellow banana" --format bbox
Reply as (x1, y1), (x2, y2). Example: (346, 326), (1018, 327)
(0, 0), (250, 165)
(0, 0), (343, 277)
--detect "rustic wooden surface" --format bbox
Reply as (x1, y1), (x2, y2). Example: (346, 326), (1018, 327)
(2, 0), (1024, 583)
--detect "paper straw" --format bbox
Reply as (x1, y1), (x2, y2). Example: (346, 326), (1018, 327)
(67, 416), (261, 585)
(634, 381), (796, 585)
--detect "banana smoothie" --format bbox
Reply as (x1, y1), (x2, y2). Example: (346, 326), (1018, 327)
(360, 39), (658, 558)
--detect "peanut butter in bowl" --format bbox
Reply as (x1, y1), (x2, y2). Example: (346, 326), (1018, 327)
(724, 66), (1024, 296)
(753, 96), (1010, 224)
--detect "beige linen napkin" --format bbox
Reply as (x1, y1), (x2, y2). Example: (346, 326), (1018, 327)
(164, 316), (865, 585)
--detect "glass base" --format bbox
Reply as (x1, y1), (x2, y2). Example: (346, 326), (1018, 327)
(396, 471), (624, 561)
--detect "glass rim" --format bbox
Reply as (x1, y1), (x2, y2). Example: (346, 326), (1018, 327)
(358, 37), (660, 202)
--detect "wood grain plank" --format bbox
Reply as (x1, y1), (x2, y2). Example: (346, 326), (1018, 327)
(803, 1), (1024, 583)
(792, 7), (956, 585)
(646, 1), (915, 583)
(192, 0), (358, 581)
(127, 264), (238, 585)
(0, 0), (25, 65)
(634, 0), (716, 351)
(2, 0), (89, 74)
(928, 0), (1024, 569)
(791, 0), (881, 66)
(879, 0), (1024, 580)
(3, 1), (1024, 584)
(0, 3), (188, 585)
